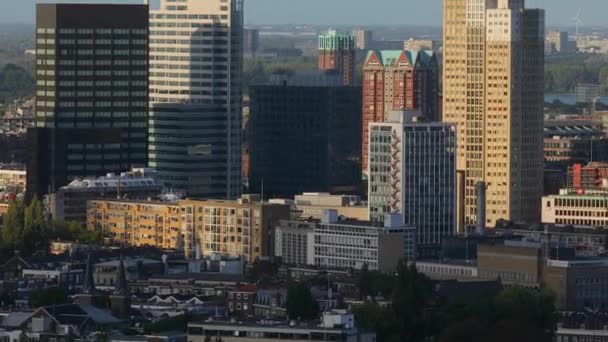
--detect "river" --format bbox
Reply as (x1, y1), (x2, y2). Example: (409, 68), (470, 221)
(545, 94), (608, 105)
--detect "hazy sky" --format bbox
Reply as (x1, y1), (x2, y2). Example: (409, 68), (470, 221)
(1, 0), (607, 26)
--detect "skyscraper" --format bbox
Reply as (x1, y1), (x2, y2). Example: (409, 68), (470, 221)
(368, 111), (456, 257)
(148, 0), (243, 199)
(29, 1), (149, 198)
(361, 50), (439, 172)
(443, 0), (545, 228)
(249, 72), (362, 198)
(318, 30), (356, 86)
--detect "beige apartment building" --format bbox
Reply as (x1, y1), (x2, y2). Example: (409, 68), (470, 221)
(87, 196), (290, 261)
(443, 0), (545, 228)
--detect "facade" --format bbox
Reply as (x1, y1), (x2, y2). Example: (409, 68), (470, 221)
(352, 29), (372, 50)
(31, 2), (149, 197)
(226, 284), (257, 318)
(248, 73), (362, 198)
(274, 221), (312, 266)
(443, 0), (545, 228)
(274, 211), (416, 272)
(542, 189), (608, 227)
(545, 259), (608, 310)
(317, 30), (356, 86)
(361, 49), (439, 171)
(87, 196), (291, 261)
(575, 83), (601, 104)
(568, 162), (608, 191)
(368, 112), (456, 257)
(148, 0), (243, 199)
(46, 167), (163, 223)
(415, 261), (478, 280)
(477, 242), (544, 288)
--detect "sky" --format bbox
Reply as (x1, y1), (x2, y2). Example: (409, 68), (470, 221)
(0, 0), (607, 27)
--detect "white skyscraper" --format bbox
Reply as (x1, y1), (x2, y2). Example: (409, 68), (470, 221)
(149, 0), (243, 198)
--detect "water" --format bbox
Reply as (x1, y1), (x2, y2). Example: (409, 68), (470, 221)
(545, 94), (608, 105)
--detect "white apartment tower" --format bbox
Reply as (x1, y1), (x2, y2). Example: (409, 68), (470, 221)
(149, 0), (243, 199)
(443, 0), (545, 229)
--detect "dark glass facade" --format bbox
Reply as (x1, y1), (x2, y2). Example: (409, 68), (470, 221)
(249, 81), (362, 198)
(29, 3), (149, 197)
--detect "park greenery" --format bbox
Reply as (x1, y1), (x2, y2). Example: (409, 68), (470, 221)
(353, 261), (557, 342)
(545, 54), (608, 94)
(0, 63), (34, 105)
(1, 197), (102, 261)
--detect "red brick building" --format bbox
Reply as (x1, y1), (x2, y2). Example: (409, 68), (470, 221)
(362, 50), (439, 172)
(318, 30), (356, 86)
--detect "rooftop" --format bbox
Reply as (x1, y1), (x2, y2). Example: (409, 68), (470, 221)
(365, 49), (435, 68)
(61, 168), (161, 191)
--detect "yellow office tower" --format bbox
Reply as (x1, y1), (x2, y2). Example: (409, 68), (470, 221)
(443, 0), (545, 229)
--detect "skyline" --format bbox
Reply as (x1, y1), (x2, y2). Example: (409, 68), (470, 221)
(0, 0), (607, 26)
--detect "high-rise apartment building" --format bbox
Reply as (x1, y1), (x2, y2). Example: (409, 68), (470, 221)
(352, 29), (372, 50)
(318, 30), (356, 86)
(361, 50), (439, 172)
(29, 1), (149, 198)
(148, 0), (243, 199)
(443, 0), (545, 228)
(368, 111), (456, 257)
(249, 72), (362, 198)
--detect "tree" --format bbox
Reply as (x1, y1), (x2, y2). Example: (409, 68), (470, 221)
(24, 196), (44, 234)
(353, 301), (399, 342)
(22, 196), (49, 256)
(391, 261), (434, 342)
(493, 287), (557, 342)
(144, 315), (188, 333)
(30, 287), (69, 308)
(2, 199), (24, 247)
(286, 282), (318, 320)
(358, 264), (374, 299)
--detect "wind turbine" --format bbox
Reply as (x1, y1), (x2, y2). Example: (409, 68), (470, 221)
(572, 8), (584, 36)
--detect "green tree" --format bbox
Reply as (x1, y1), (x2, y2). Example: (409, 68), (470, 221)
(30, 287), (69, 308)
(353, 301), (399, 342)
(24, 195), (44, 233)
(286, 281), (318, 320)
(391, 261), (434, 342)
(2, 199), (24, 247)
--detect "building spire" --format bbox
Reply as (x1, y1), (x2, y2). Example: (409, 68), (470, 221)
(114, 256), (129, 296)
(82, 254), (97, 294)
